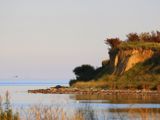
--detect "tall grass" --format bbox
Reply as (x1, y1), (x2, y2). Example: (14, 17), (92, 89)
(23, 104), (97, 120)
(20, 106), (160, 120)
(129, 108), (160, 120)
(119, 41), (160, 50)
(0, 91), (20, 120)
(22, 105), (84, 120)
(72, 80), (109, 89)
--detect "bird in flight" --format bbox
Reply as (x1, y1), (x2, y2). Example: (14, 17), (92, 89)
(14, 75), (19, 78)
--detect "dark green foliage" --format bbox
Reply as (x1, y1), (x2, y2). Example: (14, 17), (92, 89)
(102, 60), (109, 67)
(142, 53), (160, 74)
(93, 67), (106, 80)
(108, 48), (119, 58)
(69, 79), (78, 86)
(70, 62), (112, 85)
(144, 53), (160, 66)
(94, 65), (112, 80)
(99, 57), (160, 90)
(73, 64), (96, 81)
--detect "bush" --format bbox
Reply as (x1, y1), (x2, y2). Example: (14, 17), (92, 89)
(105, 38), (121, 48)
(127, 33), (140, 42)
(69, 79), (77, 86)
(73, 64), (96, 81)
(102, 60), (109, 67)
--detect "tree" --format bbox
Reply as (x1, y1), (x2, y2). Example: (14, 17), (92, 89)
(126, 33), (140, 42)
(139, 32), (151, 42)
(150, 31), (160, 43)
(157, 31), (160, 42)
(73, 64), (96, 81)
(105, 38), (121, 48)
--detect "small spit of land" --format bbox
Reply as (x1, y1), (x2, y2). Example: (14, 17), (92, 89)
(28, 86), (160, 96)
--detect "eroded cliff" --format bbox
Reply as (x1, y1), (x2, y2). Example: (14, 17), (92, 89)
(109, 48), (156, 75)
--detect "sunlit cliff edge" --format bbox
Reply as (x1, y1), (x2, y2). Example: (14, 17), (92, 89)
(70, 31), (160, 90)
(110, 48), (154, 75)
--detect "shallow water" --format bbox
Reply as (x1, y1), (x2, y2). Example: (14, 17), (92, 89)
(0, 82), (160, 120)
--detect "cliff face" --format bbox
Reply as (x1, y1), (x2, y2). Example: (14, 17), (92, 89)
(109, 48), (155, 75)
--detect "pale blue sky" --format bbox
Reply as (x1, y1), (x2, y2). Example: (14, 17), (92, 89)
(0, 0), (159, 81)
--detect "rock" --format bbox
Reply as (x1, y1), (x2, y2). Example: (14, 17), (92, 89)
(55, 85), (62, 89)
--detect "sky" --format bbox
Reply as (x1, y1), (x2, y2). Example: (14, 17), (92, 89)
(0, 0), (159, 81)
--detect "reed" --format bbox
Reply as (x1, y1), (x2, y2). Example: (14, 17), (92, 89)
(129, 108), (160, 120)
(21, 105), (85, 120)
(0, 91), (20, 120)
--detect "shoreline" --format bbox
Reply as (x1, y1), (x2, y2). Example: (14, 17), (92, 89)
(28, 86), (160, 96)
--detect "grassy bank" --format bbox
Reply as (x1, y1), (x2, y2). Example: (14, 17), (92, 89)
(118, 41), (160, 50)
(71, 80), (108, 89)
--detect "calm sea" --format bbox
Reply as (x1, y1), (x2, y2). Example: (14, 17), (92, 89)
(0, 80), (160, 120)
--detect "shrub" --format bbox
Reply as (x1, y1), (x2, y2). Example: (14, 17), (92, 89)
(105, 38), (121, 49)
(69, 79), (77, 86)
(73, 64), (96, 81)
(127, 33), (140, 42)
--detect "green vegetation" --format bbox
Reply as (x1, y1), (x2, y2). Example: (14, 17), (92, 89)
(70, 30), (160, 90)
(72, 65), (96, 81)
(69, 64), (109, 86)
(118, 41), (160, 50)
(72, 57), (160, 90)
(96, 53), (160, 90)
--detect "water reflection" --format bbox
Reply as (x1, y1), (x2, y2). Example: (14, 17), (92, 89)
(70, 94), (160, 119)
(72, 94), (160, 103)
(0, 86), (160, 120)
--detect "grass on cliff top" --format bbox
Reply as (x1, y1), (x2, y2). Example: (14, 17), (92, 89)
(118, 41), (160, 50)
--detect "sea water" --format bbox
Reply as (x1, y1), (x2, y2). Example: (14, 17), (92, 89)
(0, 80), (160, 120)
